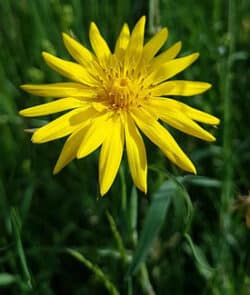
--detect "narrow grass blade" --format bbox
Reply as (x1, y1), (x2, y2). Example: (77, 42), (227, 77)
(171, 180), (194, 233)
(10, 208), (32, 289)
(0, 178), (10, 233)
(181, 175), (221, 188)
(67, 248), (120, 295)
(184, 233), (214, 280)
(128, 179), (179, 275)
(106, 211), (126, 263)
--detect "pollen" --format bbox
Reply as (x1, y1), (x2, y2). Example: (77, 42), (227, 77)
(120, 78), (127, 87)
(107, 77), (146, 109)
(101, 64), (150, 110)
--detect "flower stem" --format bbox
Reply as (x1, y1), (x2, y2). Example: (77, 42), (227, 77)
(139, 263), (156, 295)
(220, 0), (235, 230)
(119, 164), (127, 213)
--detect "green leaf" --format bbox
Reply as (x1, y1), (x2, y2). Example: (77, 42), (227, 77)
(128, 179), (180, 275)
(0, 273), (16, 287)
(184, 233), (214, 280)
(181, 175), (221, 188)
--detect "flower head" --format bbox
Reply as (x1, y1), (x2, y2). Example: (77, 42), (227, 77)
(20, 16), (219, 196)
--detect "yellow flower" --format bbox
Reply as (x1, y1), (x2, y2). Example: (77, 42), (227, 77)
(20, 16), (219, 196)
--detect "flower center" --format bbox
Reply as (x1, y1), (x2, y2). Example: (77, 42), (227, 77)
(108, 77), (137, 109)
(96, 58), (151, 110)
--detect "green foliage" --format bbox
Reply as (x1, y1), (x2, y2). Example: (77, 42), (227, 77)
(184, 233), (214, 280)
(0, 0), (250, 294)
(128, 179), (176, 275)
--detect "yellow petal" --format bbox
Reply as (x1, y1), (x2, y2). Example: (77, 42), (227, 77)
(149, 52), (199, 85)
(20, 83), (96, 98)
(19, 97), (87, 117)
(151, 41), (182, 69)
(62, 33), (93, 66)
(89, 22), (111, 62)
(149, 98), (220, 125)
(114, 23), (130, 58)
(42, 52), (96, 86)
(124, 112), (147, 193)
(53, 124), (90, 174)
(125, 16), (146, 63)
(142, 28), (168, 62)
(150, 104), (216, 141)
(131, 107), (196, 173)
(32, 106), (96, 143)
(77, 114), (110, 158)
(183, 104), (220, 125)
(99, 115), (124, 196)
(91, 102), (109, 112)
(151, 80), (212, 97)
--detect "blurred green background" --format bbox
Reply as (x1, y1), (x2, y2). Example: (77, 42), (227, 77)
(0, 0), (250, 294)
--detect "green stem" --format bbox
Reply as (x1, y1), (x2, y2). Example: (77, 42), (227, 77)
(128, 187), (156, 294)
(127, 277), (133, 295)
(106, 211), (127, 264)
(67, 249), (120, 295)
(148, 0), (160, 35)
(213, 0), (221, 30)
(221, 0), (235, 229)
(119, 165), (127, 213)
(129, 186), (138, 246)
(217, 0), (236, 291)
(139, 263), (156, 295)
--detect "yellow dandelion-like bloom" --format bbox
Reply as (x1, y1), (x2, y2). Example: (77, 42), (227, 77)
(20, 16), (219, 196)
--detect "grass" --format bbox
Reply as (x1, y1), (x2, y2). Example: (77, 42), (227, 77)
(0, 0), (250, 294)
